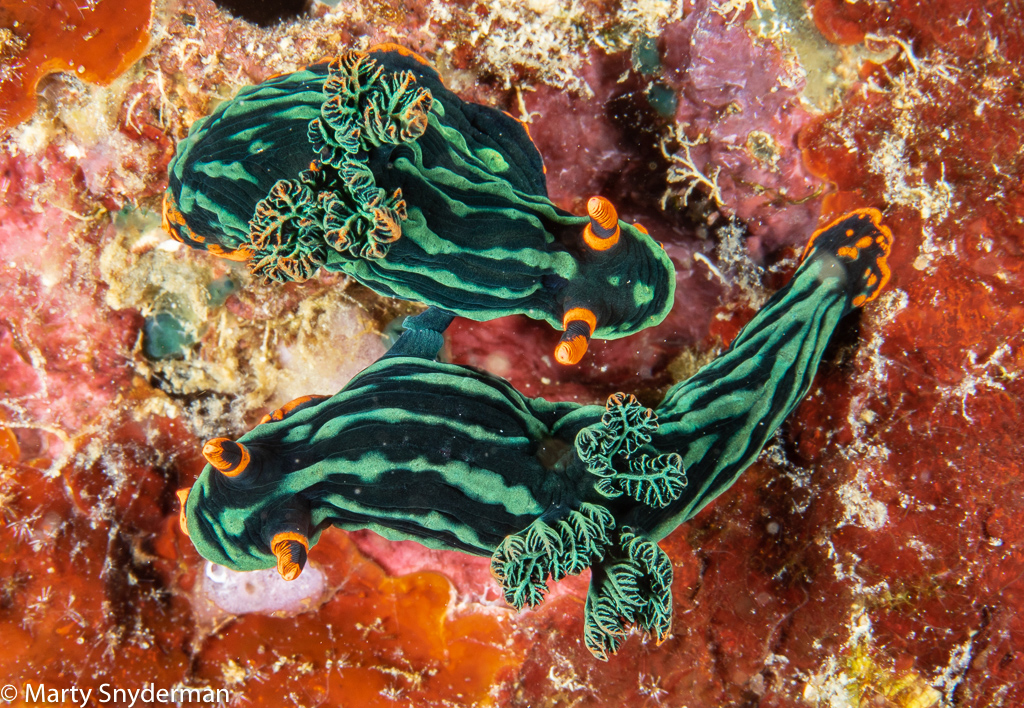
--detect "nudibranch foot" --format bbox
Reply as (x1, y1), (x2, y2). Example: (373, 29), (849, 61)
(583, 527), (673, 661)
(382, 307), (455, 360)
(490, 503), (615, 610)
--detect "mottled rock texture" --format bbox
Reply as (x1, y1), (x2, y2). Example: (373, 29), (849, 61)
(0, 0), (1021, 705)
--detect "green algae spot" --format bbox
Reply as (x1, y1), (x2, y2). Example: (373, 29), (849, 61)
(143, 312), (193, 359)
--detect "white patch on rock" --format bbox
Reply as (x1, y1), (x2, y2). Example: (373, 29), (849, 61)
(200, 561), (327, 616)
(835, 469), (888, 531)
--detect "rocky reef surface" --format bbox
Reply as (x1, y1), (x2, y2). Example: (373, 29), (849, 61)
(0, 0), (1022, 705)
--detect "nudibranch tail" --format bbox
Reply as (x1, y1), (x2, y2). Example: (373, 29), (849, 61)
(271, 532), (309, 581)
(801, 207), (893, 308)
(582, 196), (621, 251)
(381, 307), (454, 360)
(202, 437), (250, 477)
(621, 211), (894, 543)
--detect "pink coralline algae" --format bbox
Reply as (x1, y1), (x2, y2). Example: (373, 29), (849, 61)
(0, 0), (1023, 704)
(658, 1), (824, 256)
(0, 147), (140, 437)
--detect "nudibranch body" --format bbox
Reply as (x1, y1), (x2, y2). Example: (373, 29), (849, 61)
(183, 354), (596, 570)
(631, 208), (893, 541)
(182, 210), (893, 660)
(164, 45), (676, 364)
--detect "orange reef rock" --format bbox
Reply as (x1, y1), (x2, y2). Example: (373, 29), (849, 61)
(0, 0), (152, 129)
(1, 0), (1023, 704)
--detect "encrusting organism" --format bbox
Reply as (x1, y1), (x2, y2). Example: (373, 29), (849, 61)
(163, 45), (675, 365)
(179, 209), (893, 659)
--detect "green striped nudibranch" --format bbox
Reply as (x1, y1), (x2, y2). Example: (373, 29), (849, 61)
(163, 44), (676, 365)
(180, 209), (892, 659)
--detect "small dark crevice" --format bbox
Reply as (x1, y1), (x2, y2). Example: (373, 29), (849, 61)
(213, 0), (310, 27)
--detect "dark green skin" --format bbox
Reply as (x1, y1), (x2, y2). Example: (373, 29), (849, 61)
(184, 352), (598, 569)
(165, 47), (675, 340)
(184, 212), (893, 659)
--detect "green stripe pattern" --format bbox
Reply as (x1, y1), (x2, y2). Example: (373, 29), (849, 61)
(165, 47), (675, 338)
(168, 64), (329, 248)
(185, 355), (599, 572)
(184, 195), (892, 658)
(566, 211), (892, 656)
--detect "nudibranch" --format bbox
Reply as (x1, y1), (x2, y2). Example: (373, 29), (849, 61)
(180, 209), (893, 659)
(163, 45), (676, 364)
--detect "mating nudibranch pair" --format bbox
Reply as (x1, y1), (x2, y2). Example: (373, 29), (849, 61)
(162, 45), (675, 365)
(179, 208), (893, 660)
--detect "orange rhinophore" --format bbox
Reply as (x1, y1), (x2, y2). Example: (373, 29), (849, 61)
(582, 196), (621, 251)
(271, 531), (309, 581)
(202, 438), (251, 477)
(556, 307), (598, 365)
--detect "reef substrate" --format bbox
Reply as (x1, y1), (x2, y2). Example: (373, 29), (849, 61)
(0, 0), (1022, 705)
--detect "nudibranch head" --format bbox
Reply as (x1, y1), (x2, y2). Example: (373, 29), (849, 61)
(183, 442), (320, 576)
(164, 45), (676, 363)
